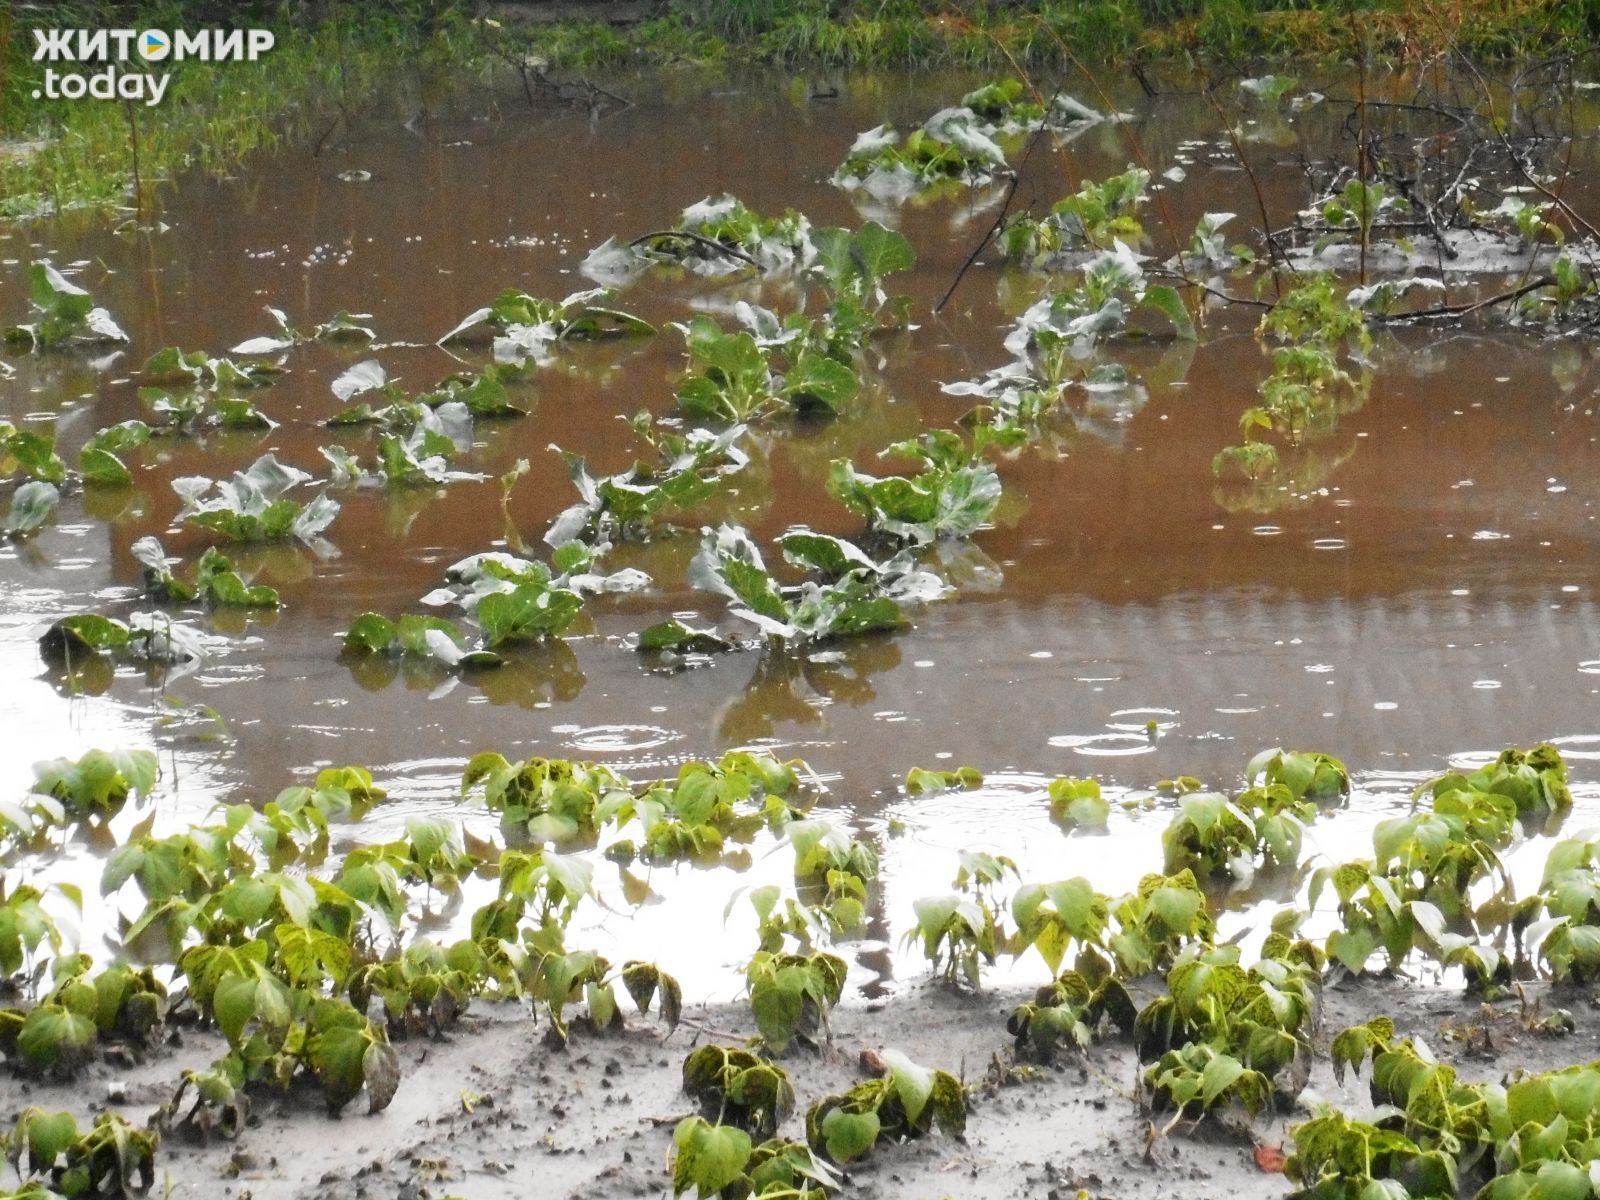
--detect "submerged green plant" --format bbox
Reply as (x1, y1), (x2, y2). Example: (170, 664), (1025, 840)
(438, 287), (654, 363)
(585, 194), (819, 280)
(1, 423), (68, 487)
(173, 454), (339, 544)
(131, 538), (280, 608)
(2, 482), (59, 540)
(231, 306), (376, 354)
(828, 429), (1001, 544)
(834, 121), (1005, 195)
(546, 418), (749, 545)
(343, 613), (502, 671)
(1002, 167), (1151, 264)
(141, 346), (281, 390)
(674, 315), (857, 423)
(683, 524), (946, 649)
(2, 264), (127, 351)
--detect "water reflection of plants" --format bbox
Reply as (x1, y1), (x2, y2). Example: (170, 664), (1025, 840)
(708, 636), (901, 745)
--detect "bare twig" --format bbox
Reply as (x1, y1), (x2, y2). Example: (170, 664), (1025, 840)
(1459, 56), (1600, 244)
(1384, 275), (1554, 321)
(1202, 80), (1292, 296)
(1029, 17), (1191, 273)
(932, 95), (1058, 315)
(1146, 267), (1273, 308)
(626, 230), (763, 269)
(580, 78), (634, 110)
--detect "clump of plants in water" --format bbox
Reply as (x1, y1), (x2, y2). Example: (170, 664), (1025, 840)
(437, 287), (654, 365)
(547, 416), (750, 545)
(1308, 743), (1570, 981)
(1212, 273), (1370, 500)
(172, 453), (340, 545)
(38, 611), (218, 671)
(2, 264), (127, 351)
(343, 612), (502, 672)
(828, 428), (1002, 544)
(674, 523), (948, 651)
(943, 233), (1195, 456)
(132, 537), (280, 608)
(1001, 166), (1152, 265)
(584, 194), (820, 281)
(230, 306), (376, 354)
(1161, 748), (1348, 881)
(672, 314), (859, 424)
(410, 549), (599, 647)
(832, 80), (1112, 202)
(320, 417), (483, 490)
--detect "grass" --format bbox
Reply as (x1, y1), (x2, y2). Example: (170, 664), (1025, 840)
(0, 4), (492, 219)
(3, 0), (1599, 217)
(533, 0), (1600, 68)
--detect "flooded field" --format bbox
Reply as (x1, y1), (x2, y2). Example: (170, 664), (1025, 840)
(6, 72), (1599, 976)
(3, 60), (1600, 1200)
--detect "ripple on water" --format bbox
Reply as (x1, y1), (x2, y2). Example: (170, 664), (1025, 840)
(556, 723), (686, 757)
(376, 757), (471, 805)
(1548, 735), (1600, 761)
(1579, 661), (1600, 675)
(1048, 732), (1158, 757)
(1106, 707), (1179, 732)
(1447, 749), (1502, 771)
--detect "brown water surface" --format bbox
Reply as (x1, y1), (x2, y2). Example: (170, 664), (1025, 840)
(2, 68), (1598, 992)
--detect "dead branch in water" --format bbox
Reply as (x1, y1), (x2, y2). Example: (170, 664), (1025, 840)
(626, 230), (764, 269)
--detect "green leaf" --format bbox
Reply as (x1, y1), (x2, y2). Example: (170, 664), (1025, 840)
(1328, 928), (1378, 974)
(820, 1107), (880, 1161)
(1142, 284), (1196, 340)
(212, 974), (262, 1046)
(5, 481), (59, 535)
(1149, 884), (1201, 934)
(17, 1107), (78, 1166)
(672, 1117), (752, 1196)
(882, 1049), (934, 1125)
(782, 351), (858, 413)
(851, 221), (916, 281)
(17, 1005), (97, 1067)
(78, 447), (133, 488)
(477, 583), (584, 645)
(1199, 1052), (1246, 1106)
(6, 431), (67, 483)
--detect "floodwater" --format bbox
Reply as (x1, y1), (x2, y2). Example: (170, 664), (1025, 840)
(1, 67), (1598, 997)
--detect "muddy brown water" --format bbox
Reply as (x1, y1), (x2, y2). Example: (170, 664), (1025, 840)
(1, 68), (1598, 995)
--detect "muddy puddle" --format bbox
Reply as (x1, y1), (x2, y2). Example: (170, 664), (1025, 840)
(2, 66), (1599, 1001)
